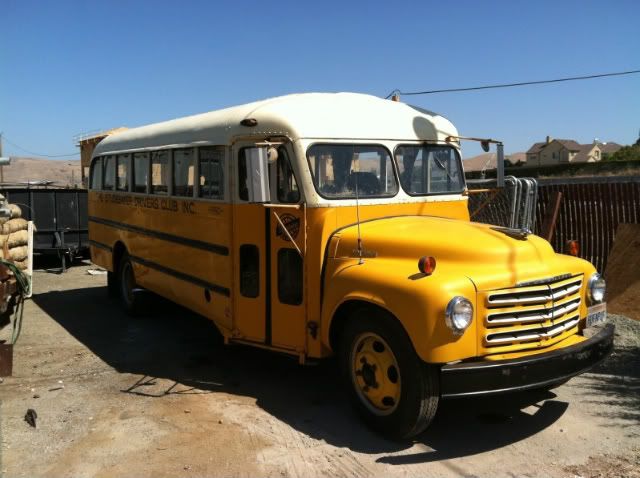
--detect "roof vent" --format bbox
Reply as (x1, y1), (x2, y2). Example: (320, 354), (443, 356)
(240, 118), (258, 127)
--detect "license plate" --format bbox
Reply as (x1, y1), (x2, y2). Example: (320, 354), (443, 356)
(586, 303), (607, 328)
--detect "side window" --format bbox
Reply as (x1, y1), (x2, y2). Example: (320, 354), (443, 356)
(277, 147), (300, 203)
(116, 154), (130, 191)
(133, 152), (150, 193)
(103, 155), (115, 190)
(238, 149), (249, 201)
(240, 244), (259, 298)
(151, 150), (170, 195)
(90, 157), (102, 190)
(278, 249), (303, 305)
(199, 147), (225, 200)
(173, 148), (195, 197)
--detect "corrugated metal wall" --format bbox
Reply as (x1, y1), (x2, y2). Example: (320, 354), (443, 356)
(535, 176), (640, 272)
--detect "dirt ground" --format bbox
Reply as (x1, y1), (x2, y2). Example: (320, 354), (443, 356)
(1, 260), (638, 478)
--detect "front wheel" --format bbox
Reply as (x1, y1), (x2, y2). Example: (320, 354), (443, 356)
(339, 310), (439, 440)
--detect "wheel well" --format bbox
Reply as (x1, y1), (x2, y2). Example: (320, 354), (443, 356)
(112, 241), (127, 273)
(328, 300), (399, 353)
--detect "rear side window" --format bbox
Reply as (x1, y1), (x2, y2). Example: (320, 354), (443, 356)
(116, 154), (130, 191)
(133, 152), (150, 193)
(103, 155), (116, 190)
(173, 148), (195, 197)
(90, 157), (102, 190)
(199, 147), (224, 200)
(151, 151), (170, 195)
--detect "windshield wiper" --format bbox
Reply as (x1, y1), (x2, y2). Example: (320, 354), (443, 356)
(490, 226), (531, 240)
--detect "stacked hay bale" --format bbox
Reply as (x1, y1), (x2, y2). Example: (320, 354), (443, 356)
(0, 202), (30, 271)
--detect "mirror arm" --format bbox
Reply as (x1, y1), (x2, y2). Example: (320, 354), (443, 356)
(496, 142), (505, 188)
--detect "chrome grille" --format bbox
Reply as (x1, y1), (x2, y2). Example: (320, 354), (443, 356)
(483, 275), (583, 350)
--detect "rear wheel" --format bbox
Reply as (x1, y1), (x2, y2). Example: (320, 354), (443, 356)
(339, 309), (439, 440)
(118, 253), (142, 316)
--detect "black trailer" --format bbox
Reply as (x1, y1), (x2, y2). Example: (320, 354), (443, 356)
(0, 187), (88, 271)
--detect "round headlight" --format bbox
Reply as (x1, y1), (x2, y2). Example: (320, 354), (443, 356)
(445, 296), (473, 335)
(588, 273), (606, 304)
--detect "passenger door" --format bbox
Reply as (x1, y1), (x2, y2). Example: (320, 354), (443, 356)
(231, 141), (307, 353)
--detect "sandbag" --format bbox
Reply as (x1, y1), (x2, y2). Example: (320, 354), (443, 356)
(8, 204), (22, 219)
(8, 245), (28, 262)
(12, 258), (28, 271)
(0, 234), (7, 248)
(1, 218), (27, 235)
(7, 230), (28, 248)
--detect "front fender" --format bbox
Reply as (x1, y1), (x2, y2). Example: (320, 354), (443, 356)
(321, 257), (479, 363)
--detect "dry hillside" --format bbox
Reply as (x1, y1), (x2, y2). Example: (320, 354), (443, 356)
(1, 157), (82, 186)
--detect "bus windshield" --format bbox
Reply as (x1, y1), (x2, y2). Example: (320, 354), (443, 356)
(394, 145), (465, 195)
(307, 144), (398, 199)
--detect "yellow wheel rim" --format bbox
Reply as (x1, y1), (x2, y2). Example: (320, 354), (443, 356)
(350, 332), (401, 416)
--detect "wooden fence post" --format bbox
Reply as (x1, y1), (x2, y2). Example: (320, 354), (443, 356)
(540, 191), (563, 243)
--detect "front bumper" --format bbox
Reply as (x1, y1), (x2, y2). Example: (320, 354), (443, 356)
(440, 324), (614, 398)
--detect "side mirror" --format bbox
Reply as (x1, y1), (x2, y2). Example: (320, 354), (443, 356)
(480, 141), (490, 153)
(245, 147), (271, 203)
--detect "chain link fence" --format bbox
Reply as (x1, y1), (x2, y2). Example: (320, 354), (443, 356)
(467, 177), (538, 231)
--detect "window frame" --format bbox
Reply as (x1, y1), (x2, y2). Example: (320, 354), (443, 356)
(132, 151), (151, 194)
(198, 146), (226, 201)
(239, 244), (260, 298)
(89, 156), (103, 190)
(102, 155), (116, 191)
(150, 149), (172, 196)
(393, 143), (466, 197)
(116, 153), (131, 192)
(276, 146), (301, 204)
(277, 248), (303, 305)
(172, 147), (196, 198)
(305, 142), (399, 200)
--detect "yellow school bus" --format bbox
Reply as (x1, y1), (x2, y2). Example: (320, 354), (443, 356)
(88, 93), (612, 439)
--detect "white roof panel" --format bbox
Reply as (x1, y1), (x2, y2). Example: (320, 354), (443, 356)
(93, 92), (458, 155)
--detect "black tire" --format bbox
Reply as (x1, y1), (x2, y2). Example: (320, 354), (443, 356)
(339, 308), (439, 440)
(118, 253), (142, 316)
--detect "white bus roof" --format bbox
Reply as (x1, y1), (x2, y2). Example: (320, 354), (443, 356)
(93, 92), (458, 155)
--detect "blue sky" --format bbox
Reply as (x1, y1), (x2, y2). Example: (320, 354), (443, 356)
(1, 0), (638, 159)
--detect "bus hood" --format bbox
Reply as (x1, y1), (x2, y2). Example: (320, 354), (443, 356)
(331, 215), (586, 290)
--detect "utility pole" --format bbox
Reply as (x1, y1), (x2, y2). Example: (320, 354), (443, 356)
(0, 133), (11, 184)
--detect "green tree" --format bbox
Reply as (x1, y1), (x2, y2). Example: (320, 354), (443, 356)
(603, 145), (640, 161)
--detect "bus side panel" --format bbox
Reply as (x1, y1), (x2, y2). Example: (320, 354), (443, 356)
(89, 191), (234, 332)
(90, 246), (112, 271)
(132, 261), (232, 334)
(231, 204), (267, 343)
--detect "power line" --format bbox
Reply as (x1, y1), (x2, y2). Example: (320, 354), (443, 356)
(385, 69), (640, 98)
(1, 134), (78, 158)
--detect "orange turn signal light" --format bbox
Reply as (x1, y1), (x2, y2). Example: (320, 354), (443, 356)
(418, 256), (436, 275)
(566, 240), (580, 257)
